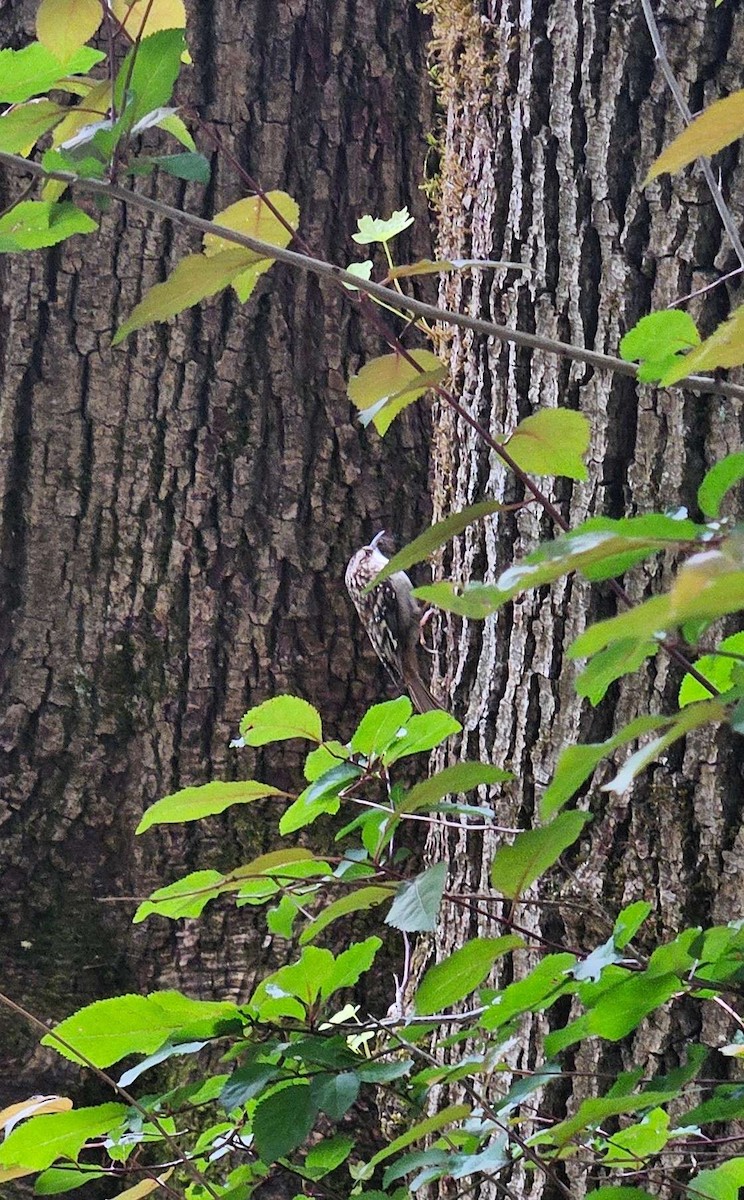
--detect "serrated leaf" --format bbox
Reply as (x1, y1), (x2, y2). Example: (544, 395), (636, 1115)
(111, 0), (186, 36)
(279, 762), (360, 835)
(689, 1159), (744, 1200)
(576, 639), (657, 705)
(619, 311), (700, 382)
(679, 631), (744, 706)
(303, 741), (351, 781)
(220, 1063), (279, 1112)
(239, 695), (322, 745)
(613, 901), (652, 948)
(401, 762), (512, 814)
(299, 886), (394, 944)
(414, 936), (522, 1014)
(303, 1134), (355, 1178)
(544, 1089), (676, 1147)
(504, 408), (590, 480)
(352, 207), (414, 245)
(374, 502), (504, 583)
(0, 45), (103, 104)
(204, 191), (299, 258)
(151, 152), (211, 182)
(253, 1082), (316, 1163)
(385, 862), (447, 932)
(381, 710), (461, 765)
(350, 696), (413, 756)
(0, 100), (66, 154)
(118, 1039), (206, 1087)
(41, 991), (239, 1066)
(490, 812), (591, 899)
(133, 868), (229, 922)
(0, 1105), (127, 1172)
(645, 89), (744, 183)
(0, 1098), (73, 1136)
(698, 452), (744, 518)
(348, 350), (445, 435)
(413, 580), (504, 618)
(157, 112), (195, 149)
(113, 247), (257, 344)
(323, 936), (382, 995)
(36, 0), (103, 63)
(34, 1166), (107, 1193)
(365, 1104), (470, 1170)
(309, 1074), (360, 1121)
(480, 953), (577, 1030)
(586, 971), (680, 1041)
(661, 304), (744, 384)
(0, 200), (97, 253)
(137, 780), (283, 832)
(114, 29), (185, 129)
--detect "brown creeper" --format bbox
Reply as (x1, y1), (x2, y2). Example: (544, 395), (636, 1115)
(345, 532), (442, 714)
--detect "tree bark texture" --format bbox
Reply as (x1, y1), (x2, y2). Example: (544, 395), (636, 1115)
(0, 0), (434, 1101)
(424, 1), (743, 1196)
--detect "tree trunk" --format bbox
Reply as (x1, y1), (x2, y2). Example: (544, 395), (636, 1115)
(0, 0), (433, 1100)
(425, 1), (743, 1196)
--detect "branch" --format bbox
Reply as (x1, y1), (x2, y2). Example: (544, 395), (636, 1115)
(1, 150), (743, 402)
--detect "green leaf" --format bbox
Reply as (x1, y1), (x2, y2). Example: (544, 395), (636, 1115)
(137, 779), (284, 832)
(157, 112), (196, 150)
(239, 695), (323, 746)
(619, 311), (700, 382)
(348, 350), (445, 435)
(385, 862), (447, 932)
(496, 1063), (562, 1115)
(266, 893), (300, 937)
(413, 580), (504, 618)
(613, 901), (652, 948)
(540, 715), (672, 818)
(133, 869), (229, 922)
(576, 639), (657, 705)
(303, 1134), (355, 1179)
(299, 886), (394, 944)
(544, 1090), (676, 1148)
(661, 304), (744, 384)
(220, 1063), (279, 1112)
(414, 936), (523, 1014)
(0, 200), (97, 252)
(504, 409), (590, 480)
(381, 710), (461, 765)
(698, 452), (744, 518)
(401, 763), (512, 814)
(0, 99), (66, 153)
(114, 29), (185, 129)
(602, 699), (726, 795)
(114, 247), (260, 343)
(490, 812), (591, 899)
(351, 696), (413, 756)
(689, 1160), (744, 1200)
(36, 0), (103, 63)
(41, 991), (239, 1066)
(480, 953), (577, 1030)
(679, 631), (744, 706)
(279, 762), (360, 835)
(34, 1167), (106, 1194)
(373, 502), (504, 582)
(0, 44), (104, 104)
(352, 207), (414, 244)
(586, 1188), (654, 1200)
(0, 1105), (127, 1172)
(364, 1105), (470, 1170)
(586, 971), (681, 1040)
(151, 152), (211, 182)
(684, 1084), (744, 1126)
(252, 1082), (316, 1163)
(603, 1108), (670, 1165)
(303, 741), (351, 781)
(322, 936), (382, 996)
(309, 1074), (360, 1121)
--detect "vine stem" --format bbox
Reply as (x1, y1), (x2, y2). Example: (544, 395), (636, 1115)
(1, 149), (743, 403)
(640, 0), (744, 267)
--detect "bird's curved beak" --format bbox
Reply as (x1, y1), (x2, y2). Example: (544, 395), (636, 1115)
(370, 529), (386, 549)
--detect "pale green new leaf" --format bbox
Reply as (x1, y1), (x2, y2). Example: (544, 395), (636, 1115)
(348, 350), (445, 435)
(0, 1105), (127, 1173)
(137, 779), (284, 831)
(352, 207), (414, 245)
(381, 710), (461, 765)
(0, 44), (104, 104)
(41, 991), (239, 1065)
(0, 200), (96, 252)
(679, 631), (744, 706)
(114, 29), (185, 128)
(351, 696), (412, 756)
(239, 694), (322, 745)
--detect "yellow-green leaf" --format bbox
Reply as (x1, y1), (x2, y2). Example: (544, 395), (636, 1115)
(111, 0), (187, 35)
(36, 0), (103, 63)
(113, 247), (256, 344)
(661, 304), (744, 384)
(204, 191), (299, 258)
(347, 349), (445, 434)
(645, 89), (744, 183)
(505, 408), (590, 480)
(0, 100), (66, 155)
(137, 780), (285, 832)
